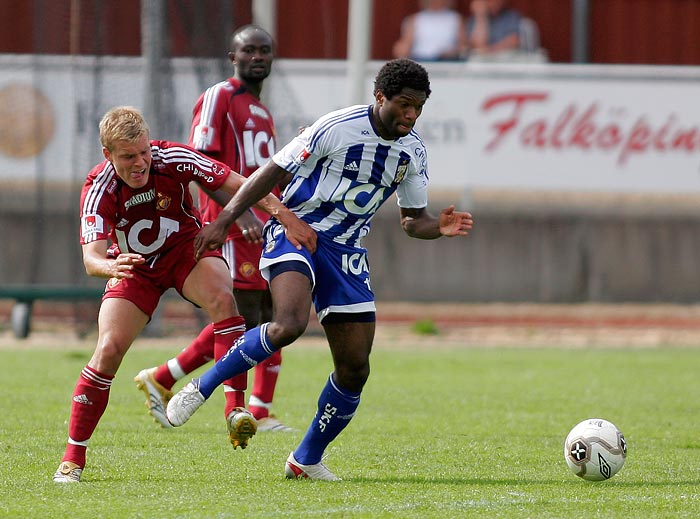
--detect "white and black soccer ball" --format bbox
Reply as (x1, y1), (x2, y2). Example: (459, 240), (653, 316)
(564, 418), (627, 481)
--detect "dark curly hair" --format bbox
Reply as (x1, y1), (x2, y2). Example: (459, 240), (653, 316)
(373, 58), (431, 100)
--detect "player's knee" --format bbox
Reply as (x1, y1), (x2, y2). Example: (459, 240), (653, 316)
(93, 337), (129, 371)
(335, 362), (370, 392)
(266, 317), (307, 347)
(201, 290), (236, 321)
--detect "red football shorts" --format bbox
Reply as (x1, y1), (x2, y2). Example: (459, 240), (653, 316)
(103, 241), (225, 317)
(222, 237), (268, 291)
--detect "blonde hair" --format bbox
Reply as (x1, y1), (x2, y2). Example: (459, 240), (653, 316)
(99, 106), (150, 151)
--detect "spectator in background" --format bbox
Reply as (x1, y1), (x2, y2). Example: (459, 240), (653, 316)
(465, 0), (522, 57)
(393, 0), (467, 61)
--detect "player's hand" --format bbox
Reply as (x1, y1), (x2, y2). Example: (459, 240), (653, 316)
(439, 205), (473, 237)
(276, 210), (317, 253)
(194, 220), (229, 260)
(110, 253), (145, 279)
(236, 211), (264, 244)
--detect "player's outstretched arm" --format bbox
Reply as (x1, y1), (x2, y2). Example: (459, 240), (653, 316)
(82, 241), (145, 279)
(399, 205), (474, 240)
(194, 162), (317, 260)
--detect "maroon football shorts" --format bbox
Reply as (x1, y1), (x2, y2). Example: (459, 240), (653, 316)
(102, 241), (224, 317)
(231, 237), (268, 291)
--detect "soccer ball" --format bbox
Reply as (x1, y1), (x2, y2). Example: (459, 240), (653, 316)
(564, 418), (627, 481)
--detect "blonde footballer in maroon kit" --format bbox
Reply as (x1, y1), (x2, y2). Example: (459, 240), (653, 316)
(136, 25), (292, 432)
(53, 106), (315, 483)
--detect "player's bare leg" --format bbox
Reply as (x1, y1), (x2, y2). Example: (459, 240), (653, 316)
(55, 299), (148, 482)
(177, 256), (255, 447)
(167, 270), (311, 435)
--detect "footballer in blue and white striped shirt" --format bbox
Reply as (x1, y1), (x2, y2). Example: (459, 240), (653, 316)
(173, 59), (474, 480)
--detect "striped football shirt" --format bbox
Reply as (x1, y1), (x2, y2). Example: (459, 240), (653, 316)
(272, 104), (429, 247)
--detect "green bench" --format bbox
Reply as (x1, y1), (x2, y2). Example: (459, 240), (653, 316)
(0, 284), (105, 339)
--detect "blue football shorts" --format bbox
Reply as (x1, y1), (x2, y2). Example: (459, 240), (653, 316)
(259, 221), (376, 322)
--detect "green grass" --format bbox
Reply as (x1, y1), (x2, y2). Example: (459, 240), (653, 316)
(1, 338), (699, 518)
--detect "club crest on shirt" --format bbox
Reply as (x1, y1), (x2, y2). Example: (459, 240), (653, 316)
(239, 262), (257, 278)
(156, 192), (171, 211)
(393, 158), (409, 184)
(265, 240), (276, 253)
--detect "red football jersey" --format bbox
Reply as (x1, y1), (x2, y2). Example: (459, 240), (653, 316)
(79, 140), (230, 259)
(190, 78), (279, 238)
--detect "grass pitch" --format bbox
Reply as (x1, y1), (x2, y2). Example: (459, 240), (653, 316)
(1, 333), (699, 518)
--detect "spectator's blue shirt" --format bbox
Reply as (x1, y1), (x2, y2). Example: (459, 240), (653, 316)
(467, 8), (522, 45)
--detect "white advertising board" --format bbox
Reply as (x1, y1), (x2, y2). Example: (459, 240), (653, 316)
(1, 56), (699, 193)
(421, 64), (700, 192)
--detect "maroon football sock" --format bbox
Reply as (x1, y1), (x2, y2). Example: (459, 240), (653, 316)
(61, 365), (113, 468)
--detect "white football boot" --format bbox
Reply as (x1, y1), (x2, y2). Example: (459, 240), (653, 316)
(134, 367), (173, 428)
(284, 451), (341, 481)
(166, 379), (205, 426)
(53, 461), (83, 483)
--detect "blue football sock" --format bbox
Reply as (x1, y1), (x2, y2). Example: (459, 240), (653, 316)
(294, 374), (361, 465)
(198, 324), (275, 398)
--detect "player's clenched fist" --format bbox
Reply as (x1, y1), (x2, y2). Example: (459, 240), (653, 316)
(110, 253), (146, 279)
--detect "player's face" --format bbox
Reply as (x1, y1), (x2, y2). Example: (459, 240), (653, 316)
(374, 87), (427, 139)
(229, 31), (274, 83)
(103, 133), (152, 189)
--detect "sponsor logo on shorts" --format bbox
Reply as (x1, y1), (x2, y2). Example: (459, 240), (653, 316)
(107, 277), (122, 288)
(341, 252), (369, 275)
